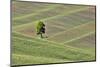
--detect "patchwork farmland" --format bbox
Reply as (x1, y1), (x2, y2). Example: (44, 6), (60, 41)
(12, 1), (96, 66)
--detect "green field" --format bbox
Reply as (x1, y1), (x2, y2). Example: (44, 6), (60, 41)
(12, 1), (96, 66)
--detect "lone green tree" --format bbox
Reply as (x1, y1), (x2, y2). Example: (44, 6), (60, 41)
(36, 21), (46, 38)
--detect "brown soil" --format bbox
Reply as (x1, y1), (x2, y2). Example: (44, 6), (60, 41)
(18, 26), (36, 37)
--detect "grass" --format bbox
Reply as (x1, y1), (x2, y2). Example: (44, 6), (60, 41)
(64, 33), (95, 53)
(12, 33), (95, 65)
(12, 1), (96, 66)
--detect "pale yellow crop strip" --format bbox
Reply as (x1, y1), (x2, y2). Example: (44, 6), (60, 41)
(13, 5), (60, 20)
(13, 7), (88, 29)
(48, 21), (94, 39)
(50, 24), (67, 30)
(63, 31), (95, 44)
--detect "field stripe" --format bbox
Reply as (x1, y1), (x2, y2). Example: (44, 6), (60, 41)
(13, 5), (60, 20)
(48, 21), (95, 43)
(13, 2), (57, 17)
(48, 21), (94, 39)
(12, 53), (70, 66)
(13, 36), (93, 55)
(13, 32), (94, 55)
(13, 54), (68, 62)
(50, 24), (67, 30)
(13, 7), (88, 29)
(63, 31), (95, 44)
(43, 7), (88, 21)
(13, 36), (70, 49)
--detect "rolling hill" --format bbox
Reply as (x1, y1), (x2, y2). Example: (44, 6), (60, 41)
(12, 1), (96, 66)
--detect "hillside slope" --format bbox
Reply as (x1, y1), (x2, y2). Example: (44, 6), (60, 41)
(12, 1), (96, 66)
